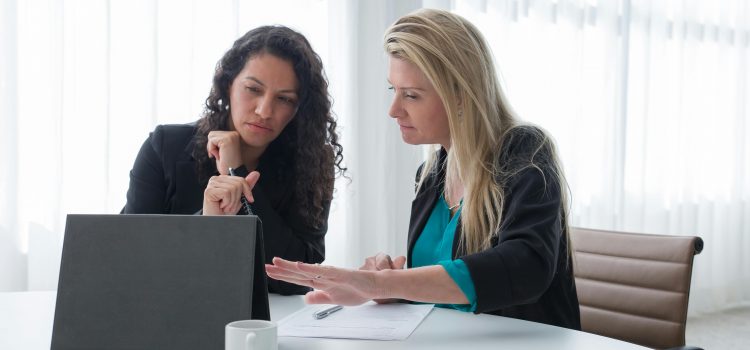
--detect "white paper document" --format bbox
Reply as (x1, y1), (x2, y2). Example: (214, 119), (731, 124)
(278, 302), (434, 340)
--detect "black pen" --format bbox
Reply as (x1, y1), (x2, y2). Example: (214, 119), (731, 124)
(313, 305), (343, 320)
(228, 167), (255, 216)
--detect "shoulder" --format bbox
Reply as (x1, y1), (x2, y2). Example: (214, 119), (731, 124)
(498, 124), (556, 170)
(147, 123), (198, 155)
(495, 124), (563, 192)
(150, 123), (197, 143)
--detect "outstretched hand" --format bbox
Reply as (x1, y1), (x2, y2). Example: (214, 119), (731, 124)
(265, 257), (385, 306)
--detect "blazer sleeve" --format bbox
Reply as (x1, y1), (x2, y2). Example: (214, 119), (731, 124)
(252, 184), (328, 295)
(121, 126), (167, 214)
(460, 164), (563, 313)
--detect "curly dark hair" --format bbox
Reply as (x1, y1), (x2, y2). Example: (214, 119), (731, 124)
(193, 25), (345, 229)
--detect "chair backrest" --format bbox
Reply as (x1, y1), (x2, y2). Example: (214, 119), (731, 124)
(570, 227), (703, 349)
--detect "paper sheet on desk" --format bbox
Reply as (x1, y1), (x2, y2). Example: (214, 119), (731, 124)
(278, 302), (434, 340)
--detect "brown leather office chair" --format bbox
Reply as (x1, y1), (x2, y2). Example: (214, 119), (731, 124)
(570, 227), (704, 350)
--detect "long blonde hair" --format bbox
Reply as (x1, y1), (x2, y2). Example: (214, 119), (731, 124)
(384, 9), (570, 255)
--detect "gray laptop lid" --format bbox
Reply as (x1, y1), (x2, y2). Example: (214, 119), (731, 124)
(51, 214), (270, 350)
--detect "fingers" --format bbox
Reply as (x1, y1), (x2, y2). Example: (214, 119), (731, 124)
(360, 253), (404, 271)
(265, 267), (317, 289)
(207, 133), (219, 157)
(205, 181), (236, 213)
(207, 138), (222, 174)
(268, 257), (340, 282)
(296, 261), (341, 281)
(207, 131), (242, 174)
(267, 258), (319, 281)
(374, 253), (394, 270)
(221, 181), (240, 210)
(265, 262), (312, 281)
(243, 171), (260, 203)
(393, 256), (407, 269)
(265, 262), (337, 291)
(359, 256), (375, 270)
(271, 257), (301, 270)
(208, 148), (220, 161)
(204, 175), (254, 215)
(212, 181), (239, 210)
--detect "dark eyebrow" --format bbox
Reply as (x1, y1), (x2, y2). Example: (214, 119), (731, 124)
(244, 76), (298, 95)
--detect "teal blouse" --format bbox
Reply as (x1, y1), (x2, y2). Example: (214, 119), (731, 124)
(411, 195), (477, 312)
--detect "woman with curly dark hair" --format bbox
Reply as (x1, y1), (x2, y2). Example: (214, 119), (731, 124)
(122, 25), (345, 295)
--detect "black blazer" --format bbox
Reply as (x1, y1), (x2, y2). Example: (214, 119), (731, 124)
(407, 126), (581, 330)
(122, 123), (328, 295)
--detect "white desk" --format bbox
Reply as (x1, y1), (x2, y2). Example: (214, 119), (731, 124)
(0, 291), (649, 349)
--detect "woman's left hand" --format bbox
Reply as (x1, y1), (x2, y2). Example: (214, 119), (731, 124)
(202, 172), (260, 215)
(359, 253), (405, 304)
(265, 257), (383, 306)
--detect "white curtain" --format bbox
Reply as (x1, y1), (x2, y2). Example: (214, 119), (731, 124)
(324, 0), (426, 268)
(453, 0), (750, 314)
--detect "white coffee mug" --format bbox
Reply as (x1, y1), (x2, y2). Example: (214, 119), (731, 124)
(225, 320), (278, 350)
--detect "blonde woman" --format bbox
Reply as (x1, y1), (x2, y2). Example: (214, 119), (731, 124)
(266, 9), (580, 329)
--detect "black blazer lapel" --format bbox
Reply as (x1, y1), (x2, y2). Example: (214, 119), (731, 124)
(407, 187), (440, 267)
(406, 148), (448, 267)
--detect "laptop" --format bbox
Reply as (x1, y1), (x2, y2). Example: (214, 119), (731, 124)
(51, 214), (270, 350)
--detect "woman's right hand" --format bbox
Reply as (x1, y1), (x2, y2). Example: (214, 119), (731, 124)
(207, 130), (243, 175)
(202, 172), (260, 215)
(266, 257), (382, 306)
(359, 253), (406, 304)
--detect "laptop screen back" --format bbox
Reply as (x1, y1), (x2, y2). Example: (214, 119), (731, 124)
(51, 214), (269, 350)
